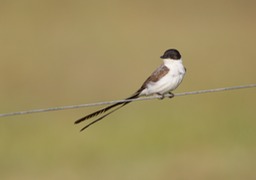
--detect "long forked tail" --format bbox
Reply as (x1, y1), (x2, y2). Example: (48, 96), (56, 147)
(74, 91), (141, 130)
(79, 103), (128, 131)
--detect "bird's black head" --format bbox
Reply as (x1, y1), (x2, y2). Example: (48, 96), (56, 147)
(160, 49), (181, 60)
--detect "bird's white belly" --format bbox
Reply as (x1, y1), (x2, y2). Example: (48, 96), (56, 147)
(140, 59), (186, 96)
(141, 72), (184, 95)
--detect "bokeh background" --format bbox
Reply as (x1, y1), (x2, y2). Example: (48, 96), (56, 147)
(1, 0), (256, 179)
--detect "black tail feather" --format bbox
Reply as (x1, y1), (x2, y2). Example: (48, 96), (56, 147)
(79, 103), (127, 131)
(74, 102), (122, 124)
(74, 91), (140, 125)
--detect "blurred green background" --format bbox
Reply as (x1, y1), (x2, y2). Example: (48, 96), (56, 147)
(0, 0), (256, 179)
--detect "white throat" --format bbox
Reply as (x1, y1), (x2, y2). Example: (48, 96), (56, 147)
(163, 58), (183, 68)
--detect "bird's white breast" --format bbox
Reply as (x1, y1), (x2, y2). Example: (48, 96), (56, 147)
(141, 59), (185, 95)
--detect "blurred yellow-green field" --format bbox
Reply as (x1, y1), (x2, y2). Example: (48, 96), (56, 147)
(0, 1), (256, 179)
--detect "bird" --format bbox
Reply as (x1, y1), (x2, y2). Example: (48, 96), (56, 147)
(75, 49), (186, 131)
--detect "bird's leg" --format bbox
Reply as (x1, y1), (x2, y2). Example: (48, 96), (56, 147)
(156, 93), (165, 100)
(168, 92), (175, 99)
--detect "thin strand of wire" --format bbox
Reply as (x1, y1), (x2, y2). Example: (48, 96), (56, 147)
(0, 84), (255, 118)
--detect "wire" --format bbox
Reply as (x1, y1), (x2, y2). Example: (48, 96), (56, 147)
(0, 84), (255, 118)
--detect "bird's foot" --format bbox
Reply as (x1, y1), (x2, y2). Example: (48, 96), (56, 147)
(156, 93), (165, 100)
(168, 92), (175, 99)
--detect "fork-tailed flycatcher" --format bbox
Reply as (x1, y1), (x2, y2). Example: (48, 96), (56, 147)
(75, 49), (186, 131)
